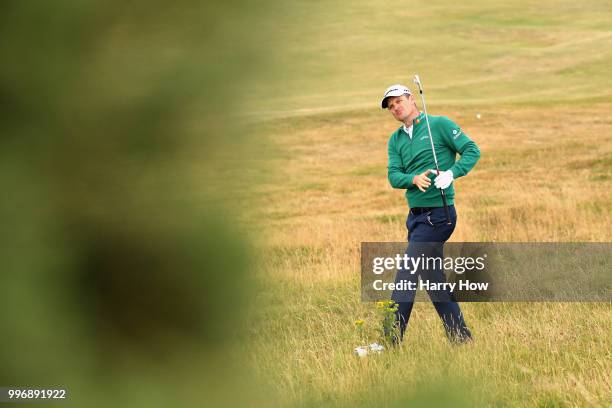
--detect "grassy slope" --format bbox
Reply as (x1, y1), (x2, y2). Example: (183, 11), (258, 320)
(245, 1), (612, 406)
(250, 0), (612, 118)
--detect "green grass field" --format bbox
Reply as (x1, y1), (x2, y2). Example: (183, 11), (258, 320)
(248, 0), (612, 119)
(243, 1), (612, 406)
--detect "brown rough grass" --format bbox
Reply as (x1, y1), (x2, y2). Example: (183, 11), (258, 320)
(245, 103), (612, 407)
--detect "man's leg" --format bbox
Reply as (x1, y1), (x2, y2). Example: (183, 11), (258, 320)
(390, 250), (417, 342)
(419, 206), (472, 342)
(390, 212), (420, 342)
(391, 300), (414, 342)
(390, 212), (449, 342)
(431, 300), (472, 342)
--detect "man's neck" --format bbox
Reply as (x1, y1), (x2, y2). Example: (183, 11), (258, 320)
(403, 109), (420, 128)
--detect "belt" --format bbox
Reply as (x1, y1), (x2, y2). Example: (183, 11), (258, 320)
(410, 206), (439, 215)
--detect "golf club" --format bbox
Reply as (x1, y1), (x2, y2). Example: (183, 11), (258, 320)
(413, 74), (452, 225)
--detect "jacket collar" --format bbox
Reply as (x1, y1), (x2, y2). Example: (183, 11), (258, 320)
(413, 111), (425, 125)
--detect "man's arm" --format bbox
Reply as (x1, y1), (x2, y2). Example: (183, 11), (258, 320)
(438, 117), (480, 178)
(387, 136), (417, 190)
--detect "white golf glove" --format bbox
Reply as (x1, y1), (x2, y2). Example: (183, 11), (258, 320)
(429, 169), (454, 189)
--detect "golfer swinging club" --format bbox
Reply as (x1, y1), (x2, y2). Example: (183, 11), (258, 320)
(382, 78), (480, 343)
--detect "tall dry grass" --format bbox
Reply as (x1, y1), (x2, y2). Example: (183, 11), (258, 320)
(244, 103), (611, 406)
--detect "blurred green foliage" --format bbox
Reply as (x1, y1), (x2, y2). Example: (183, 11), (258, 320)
(0, 0), (278, 405)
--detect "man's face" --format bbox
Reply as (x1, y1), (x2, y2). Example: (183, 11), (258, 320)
(387, 94), (414, 122)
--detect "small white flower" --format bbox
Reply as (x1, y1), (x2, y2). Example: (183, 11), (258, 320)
(476, 113), (481, 119)
(354, 346), (368, 357)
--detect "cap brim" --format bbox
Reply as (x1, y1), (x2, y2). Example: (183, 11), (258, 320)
(381, 97), (391, 109)
(381, 91), (410, 109)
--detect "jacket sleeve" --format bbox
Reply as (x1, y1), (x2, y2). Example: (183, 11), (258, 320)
(437, 117), (480, 178)
(387, 135), (416, 189)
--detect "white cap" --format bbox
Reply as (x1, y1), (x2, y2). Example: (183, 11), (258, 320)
(381, 84), (411, 109)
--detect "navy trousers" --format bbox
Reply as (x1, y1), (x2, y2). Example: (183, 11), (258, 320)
(390, 205), (472, 343)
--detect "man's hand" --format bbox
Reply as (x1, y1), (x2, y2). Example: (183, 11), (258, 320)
(412, 169), (432, 192)
(429, 169), (454, 189)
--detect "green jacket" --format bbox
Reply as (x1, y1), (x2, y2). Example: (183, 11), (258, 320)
(387, 112), (480, 208)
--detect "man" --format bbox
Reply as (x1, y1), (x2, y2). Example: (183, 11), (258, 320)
(382, 84), (480, 344)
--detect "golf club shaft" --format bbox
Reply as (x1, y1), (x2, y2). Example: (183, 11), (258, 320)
(413, 75), (452, 225)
